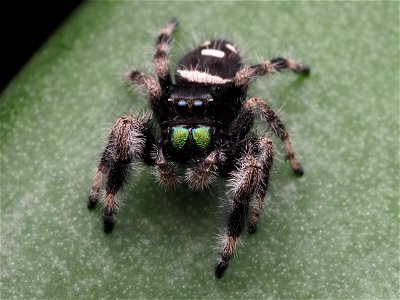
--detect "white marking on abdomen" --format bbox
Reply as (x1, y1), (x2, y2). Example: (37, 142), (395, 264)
(225, 43), (237, 53)
(201, 49), (225, 58)
(177, 70), (230, 84)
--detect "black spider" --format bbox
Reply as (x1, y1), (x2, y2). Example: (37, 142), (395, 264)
(88, 19), (310, 279)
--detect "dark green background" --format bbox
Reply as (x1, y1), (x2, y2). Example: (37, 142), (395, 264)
(1, 1), (399, 299)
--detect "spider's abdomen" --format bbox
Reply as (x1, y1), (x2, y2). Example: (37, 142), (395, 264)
(175, 40), (243, 84)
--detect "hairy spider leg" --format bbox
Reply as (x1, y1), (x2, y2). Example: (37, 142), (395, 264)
(247, 137), (274, 233)
(234, 57), (310, 88)
(152, 145), (180, 187)
(232, 97), (303, 175)
(88, 144), (112, 209)
(185, 147), (225, 190)
(215, 137), (273, 278)
(154, 18), (179, 87)
(123, 70), (162, 103)
(88, 115), (155, 233)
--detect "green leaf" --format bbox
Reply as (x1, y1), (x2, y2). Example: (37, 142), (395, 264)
(1, 2), (399, 298)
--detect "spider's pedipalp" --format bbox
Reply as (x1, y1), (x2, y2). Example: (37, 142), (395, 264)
(152, 146), (181, 188)
(185, 148), (224, 190)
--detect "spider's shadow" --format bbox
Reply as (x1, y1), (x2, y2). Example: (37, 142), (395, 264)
(115, 171), (225, 238)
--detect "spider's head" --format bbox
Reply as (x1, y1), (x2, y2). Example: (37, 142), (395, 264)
(159, 83), (244, 160)
(160, 85), (227, 160)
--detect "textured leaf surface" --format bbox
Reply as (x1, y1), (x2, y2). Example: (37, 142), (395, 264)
(1, 2), (399, 298)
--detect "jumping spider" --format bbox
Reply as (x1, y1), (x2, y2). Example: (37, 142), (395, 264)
(88, 19), (309, 279)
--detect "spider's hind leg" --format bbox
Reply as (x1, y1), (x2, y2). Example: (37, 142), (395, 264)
(234, 57), (310, 88)
(88, 115), (155, 233)
(154, 18), (179, 86)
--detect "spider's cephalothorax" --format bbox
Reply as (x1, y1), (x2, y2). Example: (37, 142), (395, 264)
(88, 19), (310, 279)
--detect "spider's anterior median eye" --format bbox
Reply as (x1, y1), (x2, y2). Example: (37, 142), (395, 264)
(192, 126), (211, 150)
(171, 126), (189, 150)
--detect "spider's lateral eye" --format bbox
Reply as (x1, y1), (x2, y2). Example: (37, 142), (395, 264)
(211, 86), (222, 95)
(192, 126), (211, 150)
(171, 126), (189, 150)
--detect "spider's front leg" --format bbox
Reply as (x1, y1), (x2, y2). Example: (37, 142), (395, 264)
(216, 137), (273, 278)
(247, 137), (274, 233)
(88, 115), (155, 233)
(232, 97), (303, 175)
